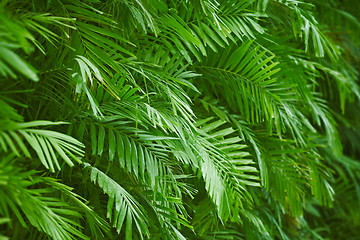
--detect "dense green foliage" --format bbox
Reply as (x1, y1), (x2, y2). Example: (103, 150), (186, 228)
(0, 0), (359, 239)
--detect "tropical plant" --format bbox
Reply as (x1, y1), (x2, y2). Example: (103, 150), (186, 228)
(0, 0), (359, 239)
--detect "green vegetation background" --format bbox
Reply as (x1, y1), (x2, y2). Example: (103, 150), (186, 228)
(0, 0), (359, 239)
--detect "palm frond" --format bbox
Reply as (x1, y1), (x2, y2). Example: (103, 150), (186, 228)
(0, 120), (84, 172)
(84, 163), (150, 239)
(0, 153), (88, 240)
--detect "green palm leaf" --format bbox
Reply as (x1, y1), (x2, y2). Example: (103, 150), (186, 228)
(84, 163), (149, 239)
(0, 120), (84, 172)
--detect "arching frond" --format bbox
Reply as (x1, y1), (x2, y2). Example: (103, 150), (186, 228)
(84, 163), (150, 239)
(0, 154), (88, 240)
(0, 120), (84, 172)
